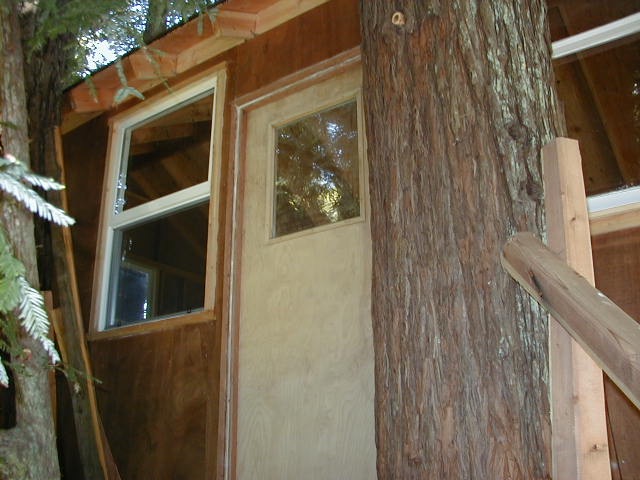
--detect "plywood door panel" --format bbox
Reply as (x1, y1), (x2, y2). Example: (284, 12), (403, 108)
(236, 66), (376, 479)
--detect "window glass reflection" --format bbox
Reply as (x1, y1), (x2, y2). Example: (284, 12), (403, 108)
(108, 202), (209, 328)
(120, 94), (213, 211)
(554, 33), (640, 194)
(274, 100), (361, 237)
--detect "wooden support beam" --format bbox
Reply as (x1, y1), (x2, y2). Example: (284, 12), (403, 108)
(43, 291), (57, 426)
(543, 138), (610, 479)
(128, 49), (178, 80)
(175, 35), (244, 74)
(502, 232), (640, 411)
(216, 10), (257, 38)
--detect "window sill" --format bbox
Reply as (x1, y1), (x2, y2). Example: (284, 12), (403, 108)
(87, 309), (216, 342)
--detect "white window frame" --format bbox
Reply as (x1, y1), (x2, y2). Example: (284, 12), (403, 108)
(551, 12), (640, 219)
(91, 66), (227, 337)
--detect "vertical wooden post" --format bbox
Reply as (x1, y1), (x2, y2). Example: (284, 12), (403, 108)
(543, 138), (611, 479)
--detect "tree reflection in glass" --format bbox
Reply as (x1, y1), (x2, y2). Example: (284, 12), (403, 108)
(274, 100), (360, 237)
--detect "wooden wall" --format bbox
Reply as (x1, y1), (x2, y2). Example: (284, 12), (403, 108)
(90, 323), (217, 480)
(62, 115), (109, 329)
(592, 227), (640, 480)
(60, 0), (361, 478)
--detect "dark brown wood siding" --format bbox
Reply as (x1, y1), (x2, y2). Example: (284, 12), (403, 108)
(593, 227), (640, 480)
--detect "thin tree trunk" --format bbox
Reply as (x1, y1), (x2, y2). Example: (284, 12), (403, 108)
(360, 1), (564, 478)
(0, 1), (60, 478)
(143, 0), (169, 44)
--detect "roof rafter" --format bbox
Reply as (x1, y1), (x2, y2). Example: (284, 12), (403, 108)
(63, 0), (331, 131)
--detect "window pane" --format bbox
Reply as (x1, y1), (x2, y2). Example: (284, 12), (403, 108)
(119, 94), (213, 211)
(549, 1), (639, 42)
(553, 33), (640, 195)
(108, 202), (209, 328)
(274, 100), (360, 237)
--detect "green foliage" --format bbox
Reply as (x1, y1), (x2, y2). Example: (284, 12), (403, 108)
(113, 59), (146, 104)
(27, 0), (128, 52)
(0, 154), (75, 226)
(0, 229), (61, 387)
(74, 0), (221, 75)
(0, 152), (74, 387)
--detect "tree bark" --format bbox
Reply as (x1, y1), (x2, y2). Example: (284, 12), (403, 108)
(0, 1), (61, 478)
(360, 1), (564, 478)
(19, 5), (108, 479)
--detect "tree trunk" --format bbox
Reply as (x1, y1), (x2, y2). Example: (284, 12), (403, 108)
(19, 5), (108, 479)
(360, 1), (564, 478)
(143, 0), (170, 44)
(0, 1), (60, 478)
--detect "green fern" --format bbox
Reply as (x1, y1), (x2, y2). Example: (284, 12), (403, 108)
(0, 154), (75, 226)
(0, 153), (72, 387)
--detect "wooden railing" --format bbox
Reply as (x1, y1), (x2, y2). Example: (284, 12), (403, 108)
(502, 232), (640, 410)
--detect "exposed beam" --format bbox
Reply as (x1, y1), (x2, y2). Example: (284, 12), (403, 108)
(129, 49), (178, 80)
(175, 35), (245, 74)
(63, 0), (333, 128)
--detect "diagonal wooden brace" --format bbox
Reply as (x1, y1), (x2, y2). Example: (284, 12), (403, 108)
(502, 232), (640, 411)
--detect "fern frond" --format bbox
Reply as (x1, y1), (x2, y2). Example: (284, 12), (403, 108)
(0, 157), (16, 169)
(17, 277), (60, 366)
(115, 59), (128, 86)
(0, 228), (60, 380)
(0, 230), (25, 313)
(0, 362), (8, 388)
(0, 153), (65, 191)
(85, 76), (99, 104)
(0, 277), (22, 312)
(20, 172), (66, 191)
(207, 7), (219, 24)
(0, 172), (75, 226)
(0, 231), (26, 280)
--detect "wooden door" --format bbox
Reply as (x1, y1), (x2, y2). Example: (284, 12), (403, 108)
(235, 66), (376, 479)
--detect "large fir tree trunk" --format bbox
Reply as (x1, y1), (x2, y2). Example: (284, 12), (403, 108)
(360, 1), (564, 478)
(0, 1), (60, 478)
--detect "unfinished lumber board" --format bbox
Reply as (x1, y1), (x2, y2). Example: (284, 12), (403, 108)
(42, 291), (57, 425)
(542, 138), (610, 480)
(502, 232), (640, 411)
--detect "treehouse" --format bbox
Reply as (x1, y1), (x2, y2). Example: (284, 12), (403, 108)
(54, 0), (640, 478)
